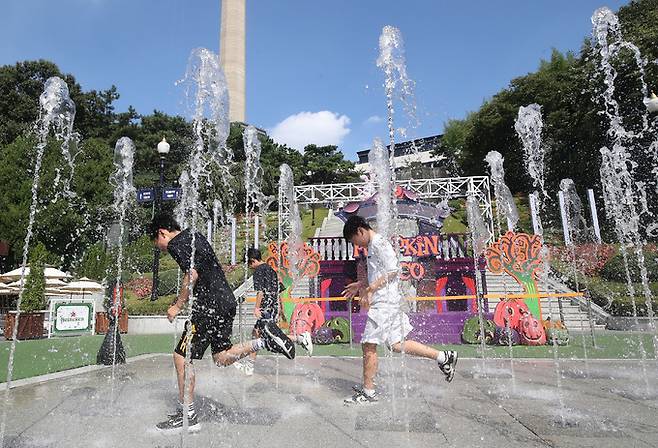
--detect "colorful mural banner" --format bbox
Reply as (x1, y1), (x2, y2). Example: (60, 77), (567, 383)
(266, 241), (321, 320)
(485, 231), (545, 319)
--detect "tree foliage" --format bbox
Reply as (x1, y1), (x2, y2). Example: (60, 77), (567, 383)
(436, 0), (658, 236)
(0, 59), (358, 271)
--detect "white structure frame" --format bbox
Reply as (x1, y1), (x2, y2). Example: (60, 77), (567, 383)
(280, 176), (494, 240)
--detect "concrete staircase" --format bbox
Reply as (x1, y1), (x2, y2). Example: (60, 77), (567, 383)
(315, 212), (344, 237)
(484, 271), (608, 330)
(232, 273), (312, 337)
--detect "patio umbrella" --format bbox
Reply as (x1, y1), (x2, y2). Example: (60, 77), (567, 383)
(59, 277), (104, 299)
(0, 266), (72, 282)
(0, 284), (15, 295)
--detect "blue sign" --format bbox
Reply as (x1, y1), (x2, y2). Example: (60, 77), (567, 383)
(137, 188), (155, 203)
(163, 188), (182, 201)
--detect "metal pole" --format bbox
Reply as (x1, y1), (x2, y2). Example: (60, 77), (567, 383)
(528, 193), (541, 236)
(231, 216), (237, 265)
(587, 189), (602, 244)
(558, 191), (572, 246)
(151, 156), (165, 301)
(254, 214), (259, 248)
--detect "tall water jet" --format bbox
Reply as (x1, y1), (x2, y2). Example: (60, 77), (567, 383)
(592, 7), (658, 385)
(559, 179), (597, 359)
(243, 125), (264, 281)
(485, 151), (519, 232)
(97, 138), (135, 375)
(466, 196), (491, 371)
(515, 103), (568, 424)
(279, 164), (303, 276)
(377, 25), (418, 231)
(484, 151), (518, 383)
(175, 47), (233, 441)
(515, 104), (546, 199)
(369, 138), (393, 240)
(0, 76), (78, 448)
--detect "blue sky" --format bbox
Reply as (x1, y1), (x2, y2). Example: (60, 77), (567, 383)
(2, 0), (630, 160)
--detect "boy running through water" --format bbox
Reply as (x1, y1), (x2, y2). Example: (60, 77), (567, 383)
(341, 215), (458, 404)
(150, 214), (295, 432)
(234, 248), (313, 375)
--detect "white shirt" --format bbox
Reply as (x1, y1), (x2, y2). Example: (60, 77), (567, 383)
(367, 233), (402, 309)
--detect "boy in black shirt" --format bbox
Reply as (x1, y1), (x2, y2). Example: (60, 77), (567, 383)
(234, 248), (313, 375)
(149, 214), (295, 433)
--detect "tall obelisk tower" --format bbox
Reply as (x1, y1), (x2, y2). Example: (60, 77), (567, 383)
(220, 0), (246, 123)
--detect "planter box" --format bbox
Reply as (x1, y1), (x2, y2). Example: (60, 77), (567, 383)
(128, 315), (188, 334)
(3, 311), (46, 340)
(95, 311), (129, 334)
(606, 316), (658, 331)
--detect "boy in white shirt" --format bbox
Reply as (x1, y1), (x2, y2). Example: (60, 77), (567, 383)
(342, 215), (458, 404)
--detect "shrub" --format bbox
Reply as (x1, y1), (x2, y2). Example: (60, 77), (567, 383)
(550, 244), (616, 277)
(20, 256), (46, 312)
(75, 242), (110, 281)
(600, 249), (658, 283)
(126, 277), (153, 299)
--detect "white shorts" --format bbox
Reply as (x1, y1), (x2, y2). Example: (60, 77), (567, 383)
(361, 307), (413, 348)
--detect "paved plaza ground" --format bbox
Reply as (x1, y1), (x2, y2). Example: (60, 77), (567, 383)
(2, 353), (658, 448)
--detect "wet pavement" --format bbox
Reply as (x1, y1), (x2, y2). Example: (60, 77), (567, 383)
(2, 354), (658, 447)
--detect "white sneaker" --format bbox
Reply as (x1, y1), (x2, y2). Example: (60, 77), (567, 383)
(298, 332), (313, 356)
(233, 359), (254, 376)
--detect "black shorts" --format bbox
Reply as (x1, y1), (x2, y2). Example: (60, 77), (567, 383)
(175, 313), (234, 360)
(253, 307), (278, 331)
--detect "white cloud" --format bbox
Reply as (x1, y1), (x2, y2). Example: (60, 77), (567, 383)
(270, 111), (351, 151)
(364, 115), (383, 125)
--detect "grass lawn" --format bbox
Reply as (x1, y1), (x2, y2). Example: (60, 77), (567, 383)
(1, 331), (654, 383)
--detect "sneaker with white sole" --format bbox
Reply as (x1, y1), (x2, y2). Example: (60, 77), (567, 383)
(261, 321), (295, 359)
(156, 409), (201, 433)
(233, 358), (254, 376)
(344, 387), (379, 405)
(298, 332), (313, 356)
(438, 350), (458, 382)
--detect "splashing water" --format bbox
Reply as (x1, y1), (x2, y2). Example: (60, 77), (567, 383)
(39, 77), (80, 196)
(515, 104), (546, 198)
(369, 138), (393, 240)
(0, 77), (79, 448)
(485, 151), (519, 232)
(591, 7), (650, 140)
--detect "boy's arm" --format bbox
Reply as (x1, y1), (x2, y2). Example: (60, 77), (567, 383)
(167, 269), (198, 322)
(254, 291), (264, 318)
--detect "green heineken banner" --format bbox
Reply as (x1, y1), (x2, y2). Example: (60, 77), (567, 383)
(49, 299), (95, 337)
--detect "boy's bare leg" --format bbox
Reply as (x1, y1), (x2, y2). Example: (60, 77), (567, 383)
(390, 340), (439, 360)
(174, 352), (195, 403)
(212, 342), (258, 367)
(249, 328), (260, 362)
(362, 342), (378, 390)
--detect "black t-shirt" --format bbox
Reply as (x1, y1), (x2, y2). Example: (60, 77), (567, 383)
(253, 263), (279, 313)
(167, 229), (236, 318)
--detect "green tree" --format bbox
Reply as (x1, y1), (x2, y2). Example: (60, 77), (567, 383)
(20, 251), (46, 312)
(301, 144), (360, 185)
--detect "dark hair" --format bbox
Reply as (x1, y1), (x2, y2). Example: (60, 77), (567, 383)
(149, 213), (181, 240)
(343, 215), (371, 241)
(246, 247), (262, 262)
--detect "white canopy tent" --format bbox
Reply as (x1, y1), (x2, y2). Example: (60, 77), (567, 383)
(0, 266), (72, 282)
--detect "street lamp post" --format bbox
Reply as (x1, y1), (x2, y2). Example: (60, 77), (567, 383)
(151, 137), (170, 301)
